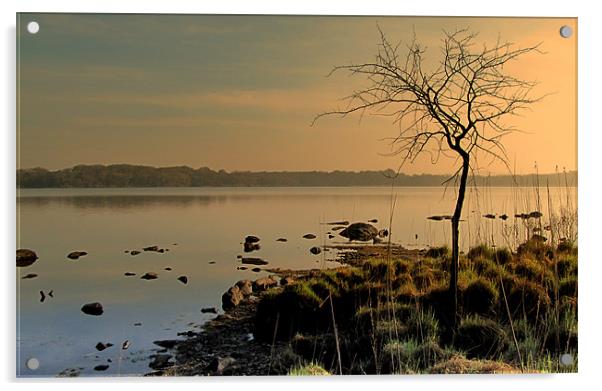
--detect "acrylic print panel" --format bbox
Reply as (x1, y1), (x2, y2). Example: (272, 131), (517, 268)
(16, 14), (577, 377)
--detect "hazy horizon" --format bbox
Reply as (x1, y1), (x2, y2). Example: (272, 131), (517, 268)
(18, 14), (577, 176)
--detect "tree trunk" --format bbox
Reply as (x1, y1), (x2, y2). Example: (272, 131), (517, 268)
(449, 154), (470, 331)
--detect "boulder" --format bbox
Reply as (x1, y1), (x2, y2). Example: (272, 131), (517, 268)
(243, 242), (260, 252)
(280, 276), (295, 286)
(222, 286), (244, 310)
(177, 275), (188, 284)
(94, 365), (109, 371)
(245, 235), (260, 244)
(235, 279), (253, 296)
(17, 249), (38, 267)
(201, 307), (218, 314)
(310, 246), (322, 255)
(141, 272), (158, 280)
(81, 302), (104, 316)
(253, 276), (278, 292)
(67, 251), (88, 260)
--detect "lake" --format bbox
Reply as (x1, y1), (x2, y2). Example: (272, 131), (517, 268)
(16, 186), (576, 377)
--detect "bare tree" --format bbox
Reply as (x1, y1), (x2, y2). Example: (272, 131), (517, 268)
(314, 28), (544, 329)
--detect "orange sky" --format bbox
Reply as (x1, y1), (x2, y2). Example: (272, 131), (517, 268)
(18, 15), (576, 175)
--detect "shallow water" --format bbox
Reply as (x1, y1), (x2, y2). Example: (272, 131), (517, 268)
(15, 186), (576, 377)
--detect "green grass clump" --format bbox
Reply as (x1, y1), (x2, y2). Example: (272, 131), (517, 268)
(554, 255), (578, 278)
(425, 246), (449, 259)
(559, 276), (577, 298)
(493, 247), (513, 265)
(288, 362), (330, 376)
(467, 244), (493, 260)
(404, 309), (439, 341)
(455, 315), (509, 359)
(462, 277), (499, 315)
(506, 278), (551, 318)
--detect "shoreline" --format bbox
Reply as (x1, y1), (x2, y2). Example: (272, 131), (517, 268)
(146, 244), (424, 376)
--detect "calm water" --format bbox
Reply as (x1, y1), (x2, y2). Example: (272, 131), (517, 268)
(16, 186), (576, 377)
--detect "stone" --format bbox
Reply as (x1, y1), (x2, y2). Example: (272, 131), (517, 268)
(95, 342), (113, 351)
(130, 250), (141, 256)
(94, 365), (109, 371)
(141, 272), (158, 280)
(310, 246), (322, 255)
(303, 233), (317, 239)
(235, 279), (253, 296)
(21, 273), (38, 279)
(177, 275), (188, 284)
(201, 307), (218, 314)
(67, 251), (88, 260)
(241, 257), (268, 265)
(81, 302), (103, 316)
(153, 340), (178, 349)
(253, 276), (278, 292)
(17, 249), (38, 267)
(207, 356), (236, 375)
(245, 235), (260, 244)
(222, 286), (244, 310)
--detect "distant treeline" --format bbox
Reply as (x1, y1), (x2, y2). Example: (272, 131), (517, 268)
(16, 164), (578, 188)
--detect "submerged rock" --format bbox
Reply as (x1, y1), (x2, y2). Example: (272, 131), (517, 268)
(141, 272), (158, 280)
(241, 257), (268, 266)
(17, 249), (38, 267)
(81, 302), (104, 316)
(67, 251), (88, 260)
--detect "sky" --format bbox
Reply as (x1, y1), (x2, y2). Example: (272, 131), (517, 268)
(17, 14), (577, 175)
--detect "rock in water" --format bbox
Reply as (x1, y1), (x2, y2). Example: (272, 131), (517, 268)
(143, 245), (159, 252)
(130, 250), (141, 256)
(303, 233), (317, 239)
(276, 238), (288, 242)
(94, 365), (109, 371)
(177, 276), (188, 284)
(253, 276), (278, 292)
(222, 286), (244, 310)
(243, 242), (260, 252)
(81, 302), (104, 316)
(241, 257), (268, 266)
(339, 222), (381, 243)
(201, 307), (218, 314)
(280, 276), (295, 286)
(245, 235), (260, 244)
(17, 249), (38, 267)
(67, 251), (88, 260)
(310, 246), (322, 255)
(124, 272), (136, 276)
(21, 273), (38, 279)
(153, 340), (178, 349)
(141, 272), (158, 280)
(95, 342), (113, 351)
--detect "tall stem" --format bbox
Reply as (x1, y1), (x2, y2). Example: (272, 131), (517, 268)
(449, 154), (470, 331)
